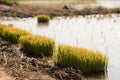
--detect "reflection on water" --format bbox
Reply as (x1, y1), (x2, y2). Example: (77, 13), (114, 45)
(97, 0), (120, 8)
(74, 0), (120, 9)
(85, 74), (108, 80)
(37, 23), (49, 28)
(0, 14), (120, 80)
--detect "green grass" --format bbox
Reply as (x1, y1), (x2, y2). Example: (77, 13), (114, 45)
(0, 0), (18, 6)
(37, 15), (50, 23)
(53, 45), (108, 73)
(19, 35), (55, 57)
(0, 24), (30, 43)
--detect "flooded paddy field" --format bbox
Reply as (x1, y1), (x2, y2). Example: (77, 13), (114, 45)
(0, 13), (120, 80)
(0, 0), (120, 80)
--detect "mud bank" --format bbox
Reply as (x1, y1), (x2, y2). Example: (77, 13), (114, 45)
(0, 4), (120, 18)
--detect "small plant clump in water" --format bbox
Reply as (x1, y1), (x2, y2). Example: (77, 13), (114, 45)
(37, 15), (50, 23)
(53, 45), (108, 74)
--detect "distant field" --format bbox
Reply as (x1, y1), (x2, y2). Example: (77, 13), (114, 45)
(18, 0), (96, 8)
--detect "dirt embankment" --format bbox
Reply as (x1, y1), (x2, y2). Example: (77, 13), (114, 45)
(0, 4), (120, 18)
(0, 37), (83, 80)
(0, 4), (77, 18)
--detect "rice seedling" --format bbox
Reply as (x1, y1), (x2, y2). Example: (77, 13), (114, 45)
(0, 25), (4, 36)
(0, 24), (55, 57)
(0, 24), (30, 43)
(19, 35), (55, 57)
(53, 45), (108, 73)
(37, 15), (50, 23)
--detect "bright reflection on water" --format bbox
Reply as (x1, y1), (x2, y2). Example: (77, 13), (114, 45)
(0, 14), (120, 80)
(75, 0), (120, 9)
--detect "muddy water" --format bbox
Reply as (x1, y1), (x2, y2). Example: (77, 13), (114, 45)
(0, 14), (120, 80)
